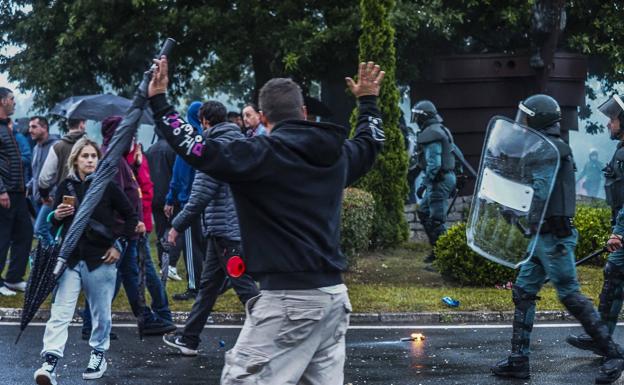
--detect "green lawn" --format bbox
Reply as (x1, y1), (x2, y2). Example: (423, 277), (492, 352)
(0, 238), (605, 314)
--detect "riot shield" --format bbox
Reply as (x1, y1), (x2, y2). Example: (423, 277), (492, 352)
(466, 116), (561, 268)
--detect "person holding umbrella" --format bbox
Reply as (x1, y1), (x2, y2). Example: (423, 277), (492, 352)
(34, 137), (137, 385)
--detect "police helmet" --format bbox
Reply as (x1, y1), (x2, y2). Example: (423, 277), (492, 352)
(515, 94), (562, 131)
(411, 100), (442, 126)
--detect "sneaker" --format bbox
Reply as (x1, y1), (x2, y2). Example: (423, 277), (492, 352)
(173, 289), (198, 301)
(5, 281), (27, 291)
(163, 333), (199, 356)
(83, 350), (107, 380)
(143, 319), (177, 336)
(491, 354), (530, 379)
(168, 266), (182, 281)
(0, 285), (16, 296)
(34, 354), (58, 385)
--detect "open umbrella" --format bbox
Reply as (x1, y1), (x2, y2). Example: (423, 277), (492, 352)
(16, 38), (177, 341)
(51, 94), (154, 125)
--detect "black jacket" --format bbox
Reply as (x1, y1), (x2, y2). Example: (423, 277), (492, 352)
(151, 94), (383, 290)
(145, 137), (176, 207)
(51, 176), (138, 271)
(0, 119), (25, 193)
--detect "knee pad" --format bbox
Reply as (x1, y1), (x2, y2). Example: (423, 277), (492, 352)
(512, 286), (539, 310)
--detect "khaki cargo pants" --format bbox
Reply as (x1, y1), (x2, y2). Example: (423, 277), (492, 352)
(221, 289), (352, 385)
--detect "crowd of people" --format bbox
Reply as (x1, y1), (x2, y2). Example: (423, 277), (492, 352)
(0, 58), (385, 385)
(3, 52), (624, 385)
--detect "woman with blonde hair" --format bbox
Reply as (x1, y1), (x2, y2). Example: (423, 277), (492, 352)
(34, 137), (137, 385)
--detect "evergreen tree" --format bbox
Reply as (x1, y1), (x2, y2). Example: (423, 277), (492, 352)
(353, 0), (408, 247)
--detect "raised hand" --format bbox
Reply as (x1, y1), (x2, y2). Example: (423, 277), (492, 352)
(345, 61), (386, 98)
(148, 56), (169, 97)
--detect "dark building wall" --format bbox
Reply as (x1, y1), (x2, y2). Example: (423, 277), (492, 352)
(411, 52), (587, 194)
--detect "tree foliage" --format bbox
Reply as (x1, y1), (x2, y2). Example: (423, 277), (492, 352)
(0, 0), (359, 109)
(354, 0), (408, 248)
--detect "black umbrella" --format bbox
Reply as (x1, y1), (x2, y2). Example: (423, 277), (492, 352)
(16, 38), (176, 341)
(15, 240), (62, 343)
(51, 94), (154, 125)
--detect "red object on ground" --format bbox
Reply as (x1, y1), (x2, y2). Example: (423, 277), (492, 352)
(227, 256), (245, 278)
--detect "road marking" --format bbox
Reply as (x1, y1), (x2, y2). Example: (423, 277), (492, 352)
(3, 321), (623, 330)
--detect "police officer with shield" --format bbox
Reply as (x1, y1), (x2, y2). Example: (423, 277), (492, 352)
(412, 100), (456, 263)
(491, 95), (624, 384)
(567, 95), (624, 359)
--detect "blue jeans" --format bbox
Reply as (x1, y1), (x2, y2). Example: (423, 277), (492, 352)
(34, 203), (54, 247)
(83, 239), (172, 331)
(42, 261), (117, 357)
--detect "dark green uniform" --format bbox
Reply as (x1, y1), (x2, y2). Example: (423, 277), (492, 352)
(415, 118), (456, 255)
(493, 94), (624, 384)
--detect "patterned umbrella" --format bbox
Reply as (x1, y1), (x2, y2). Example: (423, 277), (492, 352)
(15, 240), (61, 344)
(16, 38), (176, 340)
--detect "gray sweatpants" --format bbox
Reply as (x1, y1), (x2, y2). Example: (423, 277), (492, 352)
(221, 289), (352, 385)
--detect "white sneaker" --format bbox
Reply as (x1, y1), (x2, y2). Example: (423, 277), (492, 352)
(34, 354), (58, 385)
(168, 266), (182, 281)
(5, 281), (27, 292)
(83, 350), (107, 380)
(0, 285), (16, 296)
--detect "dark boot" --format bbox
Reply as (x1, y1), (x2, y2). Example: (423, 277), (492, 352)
(567, 264), (624, 357)
(491, 354), (530, 379)
(561, 292), (624, 384)
(491, 287), (537, 379)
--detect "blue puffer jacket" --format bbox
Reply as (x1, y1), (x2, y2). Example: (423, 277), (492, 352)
(171, 122), (243, 240)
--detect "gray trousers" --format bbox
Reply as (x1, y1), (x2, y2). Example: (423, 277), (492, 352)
(221, 289), (352, 385)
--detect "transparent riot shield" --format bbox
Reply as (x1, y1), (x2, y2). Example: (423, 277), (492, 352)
(466, 117), (561, 268)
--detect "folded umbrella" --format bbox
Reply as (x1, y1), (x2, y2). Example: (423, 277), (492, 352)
(16, 38), (176, 342)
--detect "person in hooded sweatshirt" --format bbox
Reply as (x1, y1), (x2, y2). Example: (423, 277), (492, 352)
(81, 116), (176, 339)
(163, 101), (206, 299)
(27, 116), (60, 247)
(38, 118), (86, 204)
(149, 58), (385, 385)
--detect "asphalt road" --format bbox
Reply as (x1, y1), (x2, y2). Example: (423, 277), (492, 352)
(0, 322), (620, 385)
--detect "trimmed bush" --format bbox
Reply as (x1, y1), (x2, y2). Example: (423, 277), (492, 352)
(575, 205), (611, 266)
(341, 188), (375, 258)
(434, 222), (517, 286)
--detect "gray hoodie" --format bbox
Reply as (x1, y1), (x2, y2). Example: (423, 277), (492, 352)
(28, 133), (60, 201)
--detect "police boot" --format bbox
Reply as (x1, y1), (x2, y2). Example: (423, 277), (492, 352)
(491, 287), (536, 379)
(424, 220), (446, 264)
(561, 292), (624, 384)
(567, 263), (624, 357)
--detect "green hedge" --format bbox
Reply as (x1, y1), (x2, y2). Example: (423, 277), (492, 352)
(433, 222), (517, 286)
(432, 204), (613, 286)
(341, 188), (375, 258)
(575, 205), (611, 265)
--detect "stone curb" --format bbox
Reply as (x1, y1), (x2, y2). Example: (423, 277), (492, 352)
(0, 307), (577, 325)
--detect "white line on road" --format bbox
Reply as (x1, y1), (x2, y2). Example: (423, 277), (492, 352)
(3, 321), (623, 330)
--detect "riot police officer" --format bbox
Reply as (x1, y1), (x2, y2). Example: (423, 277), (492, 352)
(412, 100), (456, 263)
(576, 149), (603, 197)
(491, 94), (624, 384)
(567, 95), (624, 359)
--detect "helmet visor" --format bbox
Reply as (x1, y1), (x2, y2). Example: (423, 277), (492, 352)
(410, 108), (424, 123)
(514, 102), (535, 127)
(598, 95), (624, 119)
